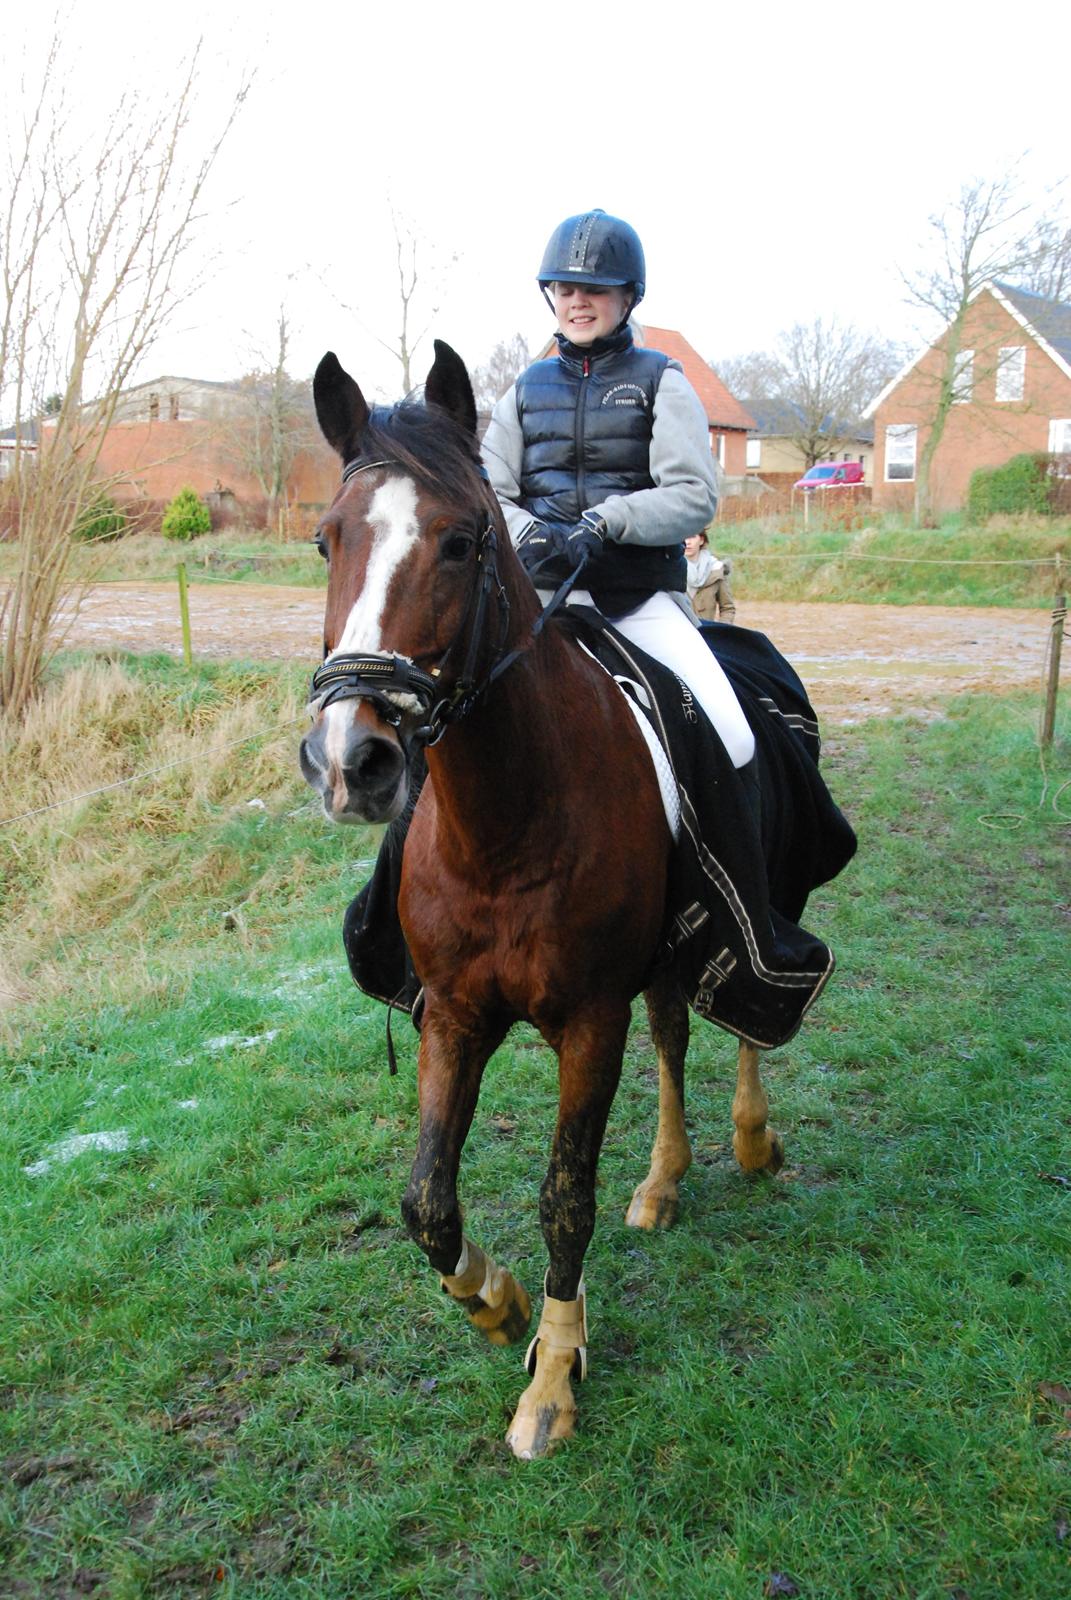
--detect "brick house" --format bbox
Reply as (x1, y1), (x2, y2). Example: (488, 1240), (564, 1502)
(864, 282), (1071, 512)
(82, 375), (337, 517)
(534, 322), (755, 476)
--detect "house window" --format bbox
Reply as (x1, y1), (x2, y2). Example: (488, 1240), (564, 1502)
(885, 424), (917, 481)
(953, 349), (974, 403)
(996, 346), (1026, 402)
(745, 438), (761, 469)
(1048, 419), (1071, 455)
(715, 434), (726, 467)
(148, 393), (160, 421)
(169, 393), (180, 421)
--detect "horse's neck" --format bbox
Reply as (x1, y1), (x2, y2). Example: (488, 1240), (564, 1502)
(425, 624), (595, 855)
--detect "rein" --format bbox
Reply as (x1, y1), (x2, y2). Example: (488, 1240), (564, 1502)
(308, 451), (585, 748)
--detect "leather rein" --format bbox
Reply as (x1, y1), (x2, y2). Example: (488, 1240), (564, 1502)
(307, 451), (584, 749)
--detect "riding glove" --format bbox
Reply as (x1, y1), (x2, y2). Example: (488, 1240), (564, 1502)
(563, 511), (608, 570)
(517, 523), (567, 574)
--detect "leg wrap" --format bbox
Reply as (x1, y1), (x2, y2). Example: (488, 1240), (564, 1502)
(524, 1276), (588, 1382)
(439, 1238), (531, 1346)
(440, 1237), (499, 1302)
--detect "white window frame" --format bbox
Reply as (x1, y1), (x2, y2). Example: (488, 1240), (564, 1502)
(996, 346), (1026, 403)
(953, 349), (974, 404)
(745, 437), (761, 469)
(884, 423), (917, 482)
(1048, 418), (1071, 455)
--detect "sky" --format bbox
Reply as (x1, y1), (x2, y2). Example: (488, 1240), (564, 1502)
(4, 0), (1070, 403)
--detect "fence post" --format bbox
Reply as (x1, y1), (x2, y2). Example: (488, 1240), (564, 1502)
(1040, 552), (1065, 750)
(177, 562), (193, 669)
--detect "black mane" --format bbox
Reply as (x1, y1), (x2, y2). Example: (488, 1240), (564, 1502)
(358, 398), (484, 505)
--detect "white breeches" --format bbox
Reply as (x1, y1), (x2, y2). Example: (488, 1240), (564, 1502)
(568, 590), (756, 769)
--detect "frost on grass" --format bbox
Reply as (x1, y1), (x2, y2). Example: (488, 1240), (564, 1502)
(23, 1129), (135, 1177)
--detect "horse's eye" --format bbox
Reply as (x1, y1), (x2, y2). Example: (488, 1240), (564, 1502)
(312, 531), (328, 560)
(440, 529), (475, 563)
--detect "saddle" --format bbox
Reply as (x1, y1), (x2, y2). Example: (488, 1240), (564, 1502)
(342, 616), (857, 1051)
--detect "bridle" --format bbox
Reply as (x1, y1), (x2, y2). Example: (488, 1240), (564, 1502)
(308, 447), (582, 750)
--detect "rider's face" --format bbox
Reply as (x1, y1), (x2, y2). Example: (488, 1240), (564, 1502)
(551, 281), (631, 345)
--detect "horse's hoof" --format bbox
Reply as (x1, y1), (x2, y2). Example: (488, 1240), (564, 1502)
(733, 1126), (785, 1174)
(625, 1180), (679, 1230)
(505, 1349), (578, 1459)
(465, 1270), (532, 1347)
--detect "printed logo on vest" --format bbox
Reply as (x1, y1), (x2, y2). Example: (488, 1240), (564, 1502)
(600, 382), (649, 410)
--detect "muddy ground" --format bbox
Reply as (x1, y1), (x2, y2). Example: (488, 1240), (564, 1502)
(50, 582), (1063, 726)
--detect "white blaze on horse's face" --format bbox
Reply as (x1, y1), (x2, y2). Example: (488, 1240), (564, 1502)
(334, 474), (420, 657)
(322, 473), (422, 765)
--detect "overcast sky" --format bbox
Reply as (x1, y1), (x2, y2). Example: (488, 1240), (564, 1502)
(5, 0), (1069, 401)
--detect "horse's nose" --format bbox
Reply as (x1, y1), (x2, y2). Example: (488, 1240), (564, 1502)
(343, 736), (405, 796)
(300, 712), (408, 824)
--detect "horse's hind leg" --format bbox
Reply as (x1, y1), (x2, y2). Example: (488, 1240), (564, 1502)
(732, 1040), (784, 1174)
(626, 973), (692, 1230)
(401, 1010), (531, 1348)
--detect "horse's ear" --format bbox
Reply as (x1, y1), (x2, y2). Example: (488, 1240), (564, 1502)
(425, 340), (477, 436)
(314, 352), (370, 460)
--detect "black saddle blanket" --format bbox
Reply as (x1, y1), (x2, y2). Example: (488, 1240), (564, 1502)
(343, 615), (856, 1050)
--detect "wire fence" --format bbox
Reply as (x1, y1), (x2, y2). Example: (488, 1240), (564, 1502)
(1, 554), (1067, 833)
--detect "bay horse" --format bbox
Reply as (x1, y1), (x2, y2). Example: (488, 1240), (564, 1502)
(301, 342), (792, 1459)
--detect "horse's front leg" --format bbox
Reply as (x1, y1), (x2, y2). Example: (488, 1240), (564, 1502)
(506, 1000), (630, 1460)
(400, 1007), (531, 1347)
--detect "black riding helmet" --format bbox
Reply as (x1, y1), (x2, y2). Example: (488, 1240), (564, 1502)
(537, 209), (646, 321)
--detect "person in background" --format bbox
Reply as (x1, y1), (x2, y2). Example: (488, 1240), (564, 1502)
(481, 208), (755, 770)
(684, 530), (736, 623)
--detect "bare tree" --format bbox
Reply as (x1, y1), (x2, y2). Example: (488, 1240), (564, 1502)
(713, 323), (903, 468)
(225, 309), (318, 533)
(325, 202), (460, 397)
(470, 333), (530, 412)
(1, 35), (247, 717)
(900, 173), (1070, 522)
(1015, 214), (1071, 303)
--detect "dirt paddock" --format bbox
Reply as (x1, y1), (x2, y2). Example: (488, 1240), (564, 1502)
(50, 583), (1064, 726)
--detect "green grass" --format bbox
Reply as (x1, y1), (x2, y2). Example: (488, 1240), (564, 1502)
(1, 513), (1067, 606)
(1, 659), (1070, 1598)
(0, 531), (326, 589)
(714, 513), (1070, 607)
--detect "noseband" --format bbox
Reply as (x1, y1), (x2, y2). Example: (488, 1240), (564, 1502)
(307, 452), (516, 749)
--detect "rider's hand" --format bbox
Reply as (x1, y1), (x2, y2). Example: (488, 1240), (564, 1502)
(562, 511), (608, 570)
(517, 523), (566, 574)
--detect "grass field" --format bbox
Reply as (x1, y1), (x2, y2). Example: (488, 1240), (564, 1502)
(1, 511), (1067, 607)
(1, 655), (1069, 1598)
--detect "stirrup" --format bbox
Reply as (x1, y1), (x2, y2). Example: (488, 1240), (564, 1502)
(524, 1274), (588, 1382)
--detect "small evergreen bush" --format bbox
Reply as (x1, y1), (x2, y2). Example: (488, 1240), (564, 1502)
(968, 453), (1056, 520)
(161, 486), (212, 541)
(73, 493), (126, 543)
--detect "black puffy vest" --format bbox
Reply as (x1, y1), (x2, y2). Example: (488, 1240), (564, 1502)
(514, 329), (686, 604)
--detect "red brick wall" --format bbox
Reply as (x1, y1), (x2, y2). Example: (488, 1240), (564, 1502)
(712, 428), (749, 476)
(872, 289), (1071, 511)
(85, 420), (339, 511)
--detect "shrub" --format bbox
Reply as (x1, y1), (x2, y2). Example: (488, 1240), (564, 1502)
(968, 453), (1058, 521)
(161, 486), (212, 542)
(73, 493), (126, 543)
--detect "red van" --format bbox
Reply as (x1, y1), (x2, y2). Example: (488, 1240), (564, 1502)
(793, 462), (865, 491)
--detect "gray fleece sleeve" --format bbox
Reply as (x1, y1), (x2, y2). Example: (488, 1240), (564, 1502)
(592, 366), (718, 546)
(480, 384), (537, 547)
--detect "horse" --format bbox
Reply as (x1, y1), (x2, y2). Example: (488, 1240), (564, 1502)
(301, 340), (827, 1459)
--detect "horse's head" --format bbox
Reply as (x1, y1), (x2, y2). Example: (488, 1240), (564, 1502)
(300, 340), (520, 825)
